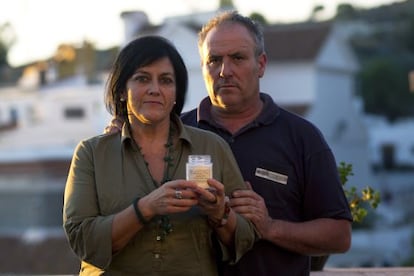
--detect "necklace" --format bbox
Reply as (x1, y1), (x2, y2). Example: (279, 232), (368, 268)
(137, 124), (175, 241)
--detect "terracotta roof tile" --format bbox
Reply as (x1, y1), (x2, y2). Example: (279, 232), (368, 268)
(264, 22), (332, 61)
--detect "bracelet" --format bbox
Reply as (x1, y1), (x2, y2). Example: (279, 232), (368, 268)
(132, 197), (149, 225)
(208, 196), (231, 228)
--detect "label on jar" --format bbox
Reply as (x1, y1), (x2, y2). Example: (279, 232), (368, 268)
(186, 155), (212, 188)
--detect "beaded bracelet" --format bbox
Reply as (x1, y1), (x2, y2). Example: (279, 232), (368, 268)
(208, 196), (231, 228)
(132, 197), (149, 225)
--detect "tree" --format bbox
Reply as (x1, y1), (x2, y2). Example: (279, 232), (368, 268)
(358, 57), (414, 122)
(0, 38), (7, 66)
(401, 17), (414, 53)
(80, 40), (97, 84)
(309, 5), (325, 21)
(219, 0), (234, 9)
(249, 12), (268, 25)
(53, 43), (77, 79)
(0, 22), (15, 67)
(335, 3), (358, 21)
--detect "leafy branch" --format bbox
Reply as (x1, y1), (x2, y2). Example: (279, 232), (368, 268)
(338, 162), (381, 223)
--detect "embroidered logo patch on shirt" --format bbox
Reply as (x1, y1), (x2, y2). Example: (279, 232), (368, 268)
(255, 168), (288, 185)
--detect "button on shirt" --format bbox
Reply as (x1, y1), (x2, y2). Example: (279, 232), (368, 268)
(63, 117), (256, 276)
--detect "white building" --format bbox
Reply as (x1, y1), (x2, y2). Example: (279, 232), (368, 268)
(0, 74), (109, 169)
(261, 22), (376, 188)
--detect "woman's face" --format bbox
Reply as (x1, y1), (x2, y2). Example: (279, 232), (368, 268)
(125, 57), (176, 126)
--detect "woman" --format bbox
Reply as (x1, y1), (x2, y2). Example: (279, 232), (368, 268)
(63, 36), (256, 275)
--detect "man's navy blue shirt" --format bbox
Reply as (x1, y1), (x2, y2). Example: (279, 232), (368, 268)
(181, 93), (352, 276)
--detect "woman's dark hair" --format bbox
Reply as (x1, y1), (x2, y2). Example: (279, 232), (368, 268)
(104, 35), (188, 121)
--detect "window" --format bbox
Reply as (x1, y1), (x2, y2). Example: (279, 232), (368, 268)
(64, 107), (85, 119)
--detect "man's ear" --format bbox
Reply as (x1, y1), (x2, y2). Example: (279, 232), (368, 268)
(258, 53), (267, 78)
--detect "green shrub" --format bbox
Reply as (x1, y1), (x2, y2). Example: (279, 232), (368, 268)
(338, 162), (381, 223)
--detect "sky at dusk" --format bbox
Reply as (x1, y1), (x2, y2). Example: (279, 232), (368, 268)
(0, 0), (404, 66)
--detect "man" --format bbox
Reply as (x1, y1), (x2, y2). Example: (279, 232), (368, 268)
(106, 10), (352, 275)
(180, 11), (352, 275)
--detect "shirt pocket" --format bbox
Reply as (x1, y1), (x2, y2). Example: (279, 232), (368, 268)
(253, 164), (298, 219)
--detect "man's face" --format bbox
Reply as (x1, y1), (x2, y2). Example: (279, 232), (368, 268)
(200, 23), (266, 112)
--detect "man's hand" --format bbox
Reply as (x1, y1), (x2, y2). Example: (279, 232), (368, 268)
(230, 182), (272, 238)
(104, 117), (124, 134)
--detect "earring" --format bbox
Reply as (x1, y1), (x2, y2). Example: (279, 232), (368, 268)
(120, 98), (125, 102)
(173, 101), (176, 105)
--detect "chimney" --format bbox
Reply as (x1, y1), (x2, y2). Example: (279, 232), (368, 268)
(120, 11), (150, 45)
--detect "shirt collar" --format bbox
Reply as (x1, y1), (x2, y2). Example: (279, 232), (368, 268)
(120, 114), (192, 149)
(196, 93), (280, 127)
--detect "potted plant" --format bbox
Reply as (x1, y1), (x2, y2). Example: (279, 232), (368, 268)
(310, 161), (381, 271)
